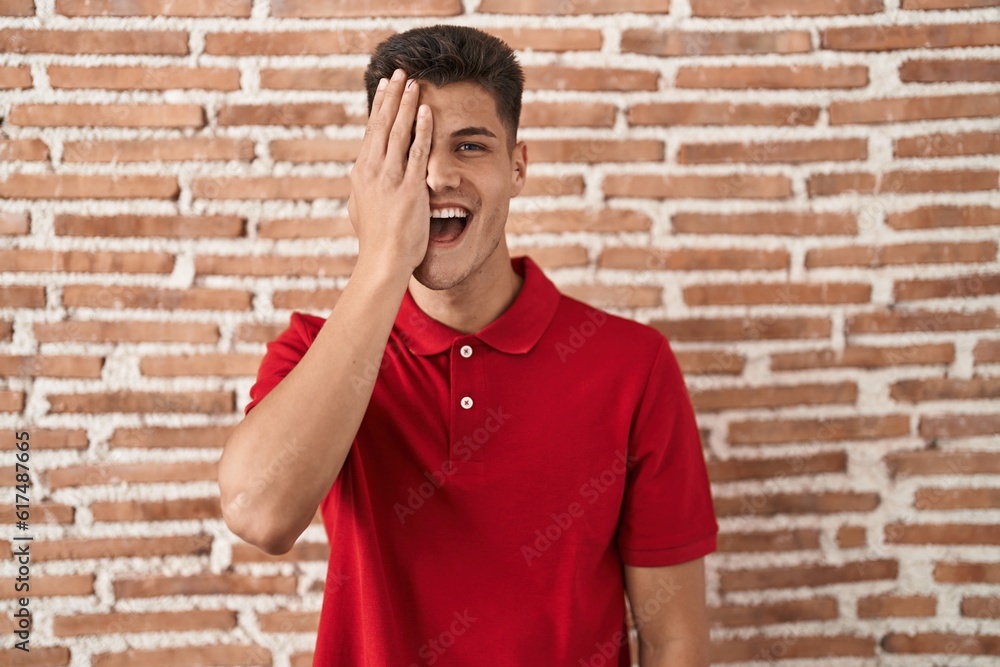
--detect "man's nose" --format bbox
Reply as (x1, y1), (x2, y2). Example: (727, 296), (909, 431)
(425, 148), (460, 192)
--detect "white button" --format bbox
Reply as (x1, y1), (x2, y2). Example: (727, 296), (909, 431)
(460, 396), (473, 409)
(460, 345), (473, 358)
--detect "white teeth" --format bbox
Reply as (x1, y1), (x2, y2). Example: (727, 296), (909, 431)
(429, 207), (469, 219)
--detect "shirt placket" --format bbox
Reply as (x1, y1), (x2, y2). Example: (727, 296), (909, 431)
(449, 336), (485, 476)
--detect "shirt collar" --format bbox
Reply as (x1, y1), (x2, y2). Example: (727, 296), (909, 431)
(395, 255), (561, 356)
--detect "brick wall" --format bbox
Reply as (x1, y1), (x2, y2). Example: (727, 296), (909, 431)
(1, 0), (998, 665)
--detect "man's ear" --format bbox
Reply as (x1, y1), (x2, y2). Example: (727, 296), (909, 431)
(510, 140), (527, 198)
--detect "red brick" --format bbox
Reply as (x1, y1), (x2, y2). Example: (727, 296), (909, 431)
(488, 27), (603, 51)
(672, 211), (855, 235)
(55, 0), (251, 15)
(0, 65), (31, 87)
(604, 174), (792, 199)
(974, 339), (1000, 363)
(47, 390), (233, 414)
(93, 646), (271, 667)
(697, 381), (857, 412)
(291, 654), (313, 667)
(895, 130), (1000, 158)
(0, 285), (45, 307)
(915, 486), (1000, 510)
(509, 209), (651, 234)
(887, 522), (1000, 545)
(270, 138), (359, 163)
(891, 377), (1000, 403)
(259, 216), (354, 239)
(525, 65), (658, 91)
(235, 321), (288, 344)
(717, 529), (821, 553)
(92, 497), (223, 521)
(261, 67), (363, 90)
(5, 429), (87, 451)
(900, 58), (1000, 83)
(0, 321), (12, 342)
(482, 0), (666, 12)
(218, 103), (346, 127)
(48, 65), (240, 90)
(0, 0), (34, 16)
(600, 246), (788, 271)
(0, 391), (24, 412)
(692, 0), (881, 15)
(936, 561), (1000, 583)
(63, 138), (253, 163)
(715, 491), (880, 517)
(847, 309), (1000, 334)
(559, 284), (662, 309)
(858, 595), (936, 618)
(838, 525), (867, 548)
(272, 288), (343, 311)
(33, 535), (211, 562)
(895, 274), (1000, 301)
(809, 169), (998, 196)
(0, 502), (74, 524)
(772, 344), (954, 370)
(680, 138), (867, 164)
(622, 29), (811, 56)
(55, 214), (244, 238)
(141, 353), (261, 377)
(9, 104), (203, 128)
(47, 461), (217, 488)
(831, 93), (1000, 124)
(962, 596), (1000, 618)
(729, 414), (910, 445)
(0, 249), (173, 272)
(903, 0), (1000, 7)
(806, 241), (997, 267)
(888, 205), (1000, 230)
(827, 22), (1000, 51)
(0, 174), (178, 199)
(629, 102), (819, 126)
(204, 30), (393, 56)
(54, 609), (236, 636)
(62, 285), (251, 310)
(720, 559), (898, 592)
(0, 29), (188, 54)
(677, 64), (867, 89)
(114, 573), (296, 597)
(272, 0), (459, 16)
(522, 246), (589, 269)
(196, 253), (354, 278)
(0, 647), (68, 667)
(710, 598), (837, 627)
(258, 609), (321, 632)
(709, 451), (849, 482)
(518, 175), (585, 197)
(0, 574), (93, 598)
(0, 138), (48, 161)
(685, 281), (869, 306)
(882, 632), (1000, 655)
(0, 355), (103, 378)
(0, 211), (29, 234)
(109, 425), (234, 448)
(532, 139), (664, 164)
(674, 350), (745, 376)
(712, 635), (875, 662)
(521, 102), (616, 127)
(653, 316), (831, 342)
(190, 176), (349, 200)
(34, 320), (219, 344)
(887, 450), (1000, 477)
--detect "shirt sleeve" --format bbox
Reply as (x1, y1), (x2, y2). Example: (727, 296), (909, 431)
(243, 312), (318, 416)
(617, 335), (718, 567)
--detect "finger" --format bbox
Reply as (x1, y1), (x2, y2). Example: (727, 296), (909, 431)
(386, 77), (421, 172)
(357, 76), (389, 159)
(370, 68), (408, 161)
(404, 104), (432, 184)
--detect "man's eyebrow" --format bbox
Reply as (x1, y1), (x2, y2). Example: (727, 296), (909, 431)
(451, 126), (498, 140)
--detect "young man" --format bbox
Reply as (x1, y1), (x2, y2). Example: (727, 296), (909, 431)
(219, 25), (718, 667)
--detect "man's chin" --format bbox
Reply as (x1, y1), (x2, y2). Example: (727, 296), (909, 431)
(412, 259), (465, 291)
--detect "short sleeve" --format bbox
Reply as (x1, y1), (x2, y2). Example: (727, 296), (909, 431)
(244, 312), (323, 416)
(617, 336), (718, 567)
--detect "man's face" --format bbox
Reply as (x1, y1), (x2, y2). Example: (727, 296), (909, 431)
(410, 81), (527, 291)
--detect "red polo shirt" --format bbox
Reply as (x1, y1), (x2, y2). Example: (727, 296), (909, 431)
(244, 255), (717, 667)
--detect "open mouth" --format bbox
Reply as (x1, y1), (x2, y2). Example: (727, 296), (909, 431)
(429, 207), (471, 246)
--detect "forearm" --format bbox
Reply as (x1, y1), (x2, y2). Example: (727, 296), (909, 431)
(219, 255), (411, 554)
(638, 639), (709, 667)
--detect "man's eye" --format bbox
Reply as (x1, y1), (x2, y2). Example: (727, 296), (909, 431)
(457, 143), (483, 152)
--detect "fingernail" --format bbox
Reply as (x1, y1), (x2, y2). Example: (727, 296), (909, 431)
(391, 68), (404, 81)
(377, 78), (387, 91)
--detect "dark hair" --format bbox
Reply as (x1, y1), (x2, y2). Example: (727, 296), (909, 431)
(363, 25), (524, 150)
